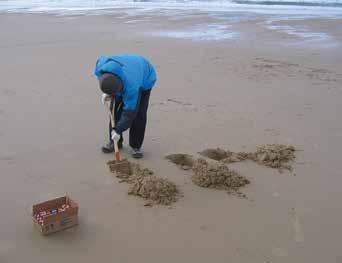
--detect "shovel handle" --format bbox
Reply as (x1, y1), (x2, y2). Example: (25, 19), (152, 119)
(105, 101), (121, 161)
(113, 140), (121, 161)
(114, 147), (121, 161)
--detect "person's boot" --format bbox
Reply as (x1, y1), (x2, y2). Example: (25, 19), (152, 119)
(102, 141), (114, 153)
(131, 148), (143, 159)
(101, 140), (123, 153)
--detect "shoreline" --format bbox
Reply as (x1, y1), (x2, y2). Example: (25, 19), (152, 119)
(1, 12), (341, 49)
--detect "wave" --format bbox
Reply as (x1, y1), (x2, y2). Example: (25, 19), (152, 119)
(1, 0), (342, 15)
(233, 0), (342, 7)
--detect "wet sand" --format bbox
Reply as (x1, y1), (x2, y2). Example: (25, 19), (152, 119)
(1, 13), (342, 263)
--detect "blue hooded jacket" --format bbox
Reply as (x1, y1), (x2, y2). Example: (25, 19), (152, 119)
(94, 54), (157, 133)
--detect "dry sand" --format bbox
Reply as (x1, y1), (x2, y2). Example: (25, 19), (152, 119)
(1, 13), (342, 263)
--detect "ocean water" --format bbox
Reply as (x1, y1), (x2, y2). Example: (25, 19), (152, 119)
(0, 0), (341, 43)
(150, 24), (238, 41)
(0, 0), (342, 16)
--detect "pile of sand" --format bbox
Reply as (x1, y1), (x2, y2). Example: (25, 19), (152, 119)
(108, 159), (134, 180)
(192, 158), (250, 193)
(252, 144), (296, 171)
(107, 160), (179, 206)
(166, 154), (250, 197)
(107, 144), (295, 204)
(128, 173), (179, 206)
(200, 144), (296, 172)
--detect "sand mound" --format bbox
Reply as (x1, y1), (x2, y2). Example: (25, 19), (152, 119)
(107, 160), (179, 206)
(128, 174), (179, 206)
(200, 144), (296, 172)
(253, 144), (296, 171)
(165, 154), (195, 170)
(108, 159), (133, 177)
(192, 158), (250, 193)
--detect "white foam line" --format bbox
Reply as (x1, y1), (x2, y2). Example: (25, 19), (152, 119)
(124, 19), (148, 23)
(149, 24), (237, 41)
(266, 24), (332, 41)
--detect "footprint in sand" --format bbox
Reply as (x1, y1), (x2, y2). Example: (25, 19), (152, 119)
(151, 98), (197, 112)
(3, 89), (16, 96)
(289, 208), (304, 243)
(236, 247), (274, 263)
(248, 58), (341, 84)
(0, 155), (15, 165)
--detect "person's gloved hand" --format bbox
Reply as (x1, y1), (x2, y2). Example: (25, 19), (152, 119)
(111, 130), (120, 142)
(101, 93), (112, 105)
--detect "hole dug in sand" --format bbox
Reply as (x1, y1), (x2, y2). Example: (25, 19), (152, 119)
(165, 154), (195, 170)
(200, 144), (296, 172)
(199, 148), (254, 163)
(166, 154), (250, 198)
(107, 160), (179, 206)
(198, 148), (228, 161)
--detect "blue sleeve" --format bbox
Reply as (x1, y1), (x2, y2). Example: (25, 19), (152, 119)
(143, 59), (157, 89)
(115, 109), (136, 134)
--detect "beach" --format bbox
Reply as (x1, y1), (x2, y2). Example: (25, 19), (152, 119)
(1, 10), (342, 262)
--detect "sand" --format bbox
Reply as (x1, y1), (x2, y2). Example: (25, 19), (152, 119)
(166, 153), (250, 197)
(252, 144), (296, 171)
(1, 12), (342, 263)
(165, 153), (195, 170)
(108, 160), (179, 206)
(128, 175), (178, 206)
(198, 148), (229, 161)
(200, 144), (296, 172)
(192, 158), (250, 192)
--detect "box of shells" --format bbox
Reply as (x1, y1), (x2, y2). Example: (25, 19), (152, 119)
(32, 195), (79, 235)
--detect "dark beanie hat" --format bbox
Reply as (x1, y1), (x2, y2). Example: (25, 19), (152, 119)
(99, 73), (123, 95)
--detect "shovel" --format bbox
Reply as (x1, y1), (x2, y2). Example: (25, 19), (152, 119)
(104, 101), (121, 162)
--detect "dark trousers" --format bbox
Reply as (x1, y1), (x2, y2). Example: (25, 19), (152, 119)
(109, 89), (151, 149)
